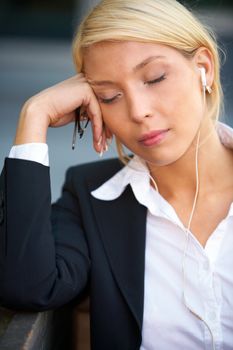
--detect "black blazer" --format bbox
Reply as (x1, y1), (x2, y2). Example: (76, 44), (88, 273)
(0, 157), (148, 350)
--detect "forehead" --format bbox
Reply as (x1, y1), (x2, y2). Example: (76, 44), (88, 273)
(83, 41), (186, 75)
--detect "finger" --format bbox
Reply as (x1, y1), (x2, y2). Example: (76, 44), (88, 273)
(102, 128), (108, 152)
(105, 126), (113, 145)
(49, 111), (76, 128)
(84, 94), (104, 153)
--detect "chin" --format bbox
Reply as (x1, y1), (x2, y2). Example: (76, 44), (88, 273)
(137, 149), (183, 167)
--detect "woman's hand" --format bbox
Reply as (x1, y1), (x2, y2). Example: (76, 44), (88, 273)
(14, 74), (106, 153)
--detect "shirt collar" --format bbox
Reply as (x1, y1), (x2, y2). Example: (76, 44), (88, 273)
(91, 155), (150, 200)
(91, 122), (233, 215)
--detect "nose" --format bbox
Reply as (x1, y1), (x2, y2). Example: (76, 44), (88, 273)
(126, 90), (152, 123)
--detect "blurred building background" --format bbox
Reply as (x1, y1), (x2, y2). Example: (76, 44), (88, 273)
(0, 0), (233, 200)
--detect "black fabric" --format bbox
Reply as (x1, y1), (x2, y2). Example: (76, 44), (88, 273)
(0, 157), (148, 350)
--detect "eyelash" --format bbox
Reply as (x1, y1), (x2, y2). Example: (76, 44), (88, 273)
(146, 74), (166, 85)
(99, 95), (119, 104)
(99, 74), (166, 104)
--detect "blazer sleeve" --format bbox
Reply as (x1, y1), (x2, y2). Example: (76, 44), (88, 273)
(0, 158), (90, 311)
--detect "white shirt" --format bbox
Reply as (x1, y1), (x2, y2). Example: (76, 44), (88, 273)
(9, 122), (233, 349)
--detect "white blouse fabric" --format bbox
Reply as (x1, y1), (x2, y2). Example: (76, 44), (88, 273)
(9, 143), (49, 166)
(9, 122), (233, 349)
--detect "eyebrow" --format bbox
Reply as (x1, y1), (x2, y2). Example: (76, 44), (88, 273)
(133, 55), (165, 72)
(87, 55), (165, 86)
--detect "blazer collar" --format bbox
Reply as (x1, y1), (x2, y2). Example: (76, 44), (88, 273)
(89, 182), (147, 331)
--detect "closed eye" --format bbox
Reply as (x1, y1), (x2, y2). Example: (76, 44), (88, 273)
(98, 93), (122, 104)
(98, 74), (166, 104)
(146, 74), (166, 85)
(99, 96), (117, 104)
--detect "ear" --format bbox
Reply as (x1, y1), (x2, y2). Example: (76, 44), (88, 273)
(193, 47), (214, 89)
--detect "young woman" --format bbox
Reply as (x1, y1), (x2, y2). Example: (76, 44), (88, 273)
(0, 0), (232, 349)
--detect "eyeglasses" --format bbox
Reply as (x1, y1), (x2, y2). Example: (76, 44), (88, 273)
(72, 107), (90, 150)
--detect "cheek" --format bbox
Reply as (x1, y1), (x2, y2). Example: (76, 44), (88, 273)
(165, 83), (203, 130)
(101, 106), (129, 135)
(162, 69), (202, 109)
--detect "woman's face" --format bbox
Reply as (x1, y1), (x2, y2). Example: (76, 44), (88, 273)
(84, 41), (210, 166)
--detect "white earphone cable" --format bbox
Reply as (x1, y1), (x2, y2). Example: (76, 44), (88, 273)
(121, 77), (216, 349)
(181, 84), (216, 350)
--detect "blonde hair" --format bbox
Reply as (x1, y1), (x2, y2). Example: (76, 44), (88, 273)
(72, 0), (223, 163)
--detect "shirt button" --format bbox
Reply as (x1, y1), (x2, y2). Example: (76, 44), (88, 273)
(208, 311), (217, 321)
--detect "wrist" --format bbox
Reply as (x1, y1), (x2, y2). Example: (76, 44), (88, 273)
(14, 99), (50, 145)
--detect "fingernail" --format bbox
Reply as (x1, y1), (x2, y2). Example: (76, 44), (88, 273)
(99, 150), (103, 158)
(106, 137), (112, 146)
(105, 143), (109, 152)
(97, 136), (102, 146)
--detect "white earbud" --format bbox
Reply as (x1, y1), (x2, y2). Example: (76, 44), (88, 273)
(199, 67), (207, 88)
(199, 67), (212, 94)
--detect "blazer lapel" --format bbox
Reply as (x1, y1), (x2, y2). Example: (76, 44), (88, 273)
(89, 184), (147, 330)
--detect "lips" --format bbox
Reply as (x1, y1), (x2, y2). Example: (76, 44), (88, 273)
(138, 129), (169, 147)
